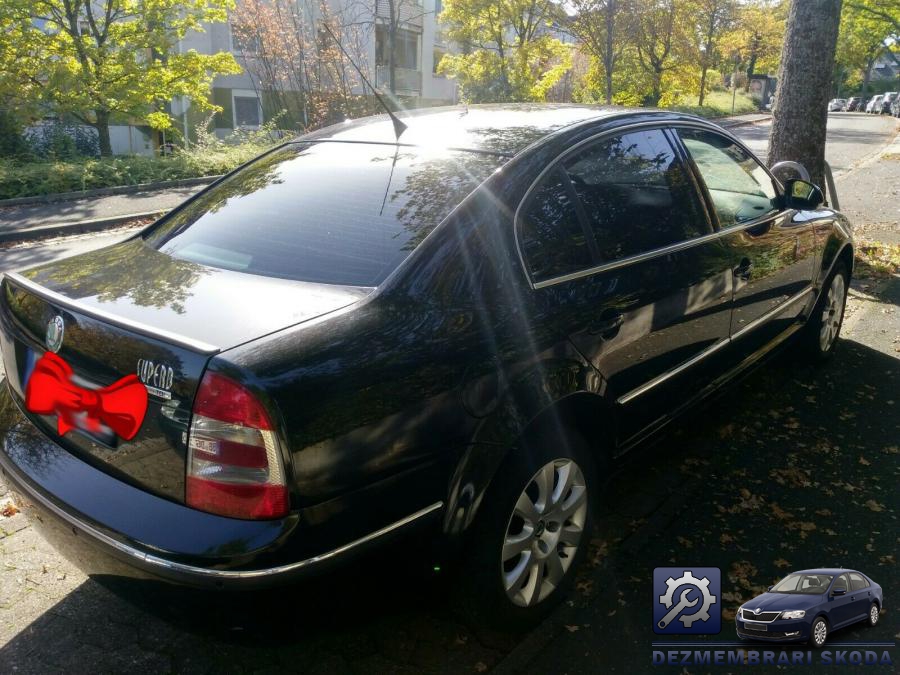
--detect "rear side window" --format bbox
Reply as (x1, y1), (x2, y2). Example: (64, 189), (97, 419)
(563, 129), (707, 262)
(848, 573), (869, 591)
(145, 143), (500, 287)
(519, 168), (593, 282)
(678, 128), (779, 228)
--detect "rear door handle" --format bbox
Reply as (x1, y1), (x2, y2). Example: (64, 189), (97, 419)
(734, 258), (754, 281)
(589, 312), (624, 337)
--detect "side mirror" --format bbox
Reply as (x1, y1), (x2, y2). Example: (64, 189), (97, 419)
(832, 586), (847, 596)
(767, 586), (774, 592)
(785, 179), (825, 210)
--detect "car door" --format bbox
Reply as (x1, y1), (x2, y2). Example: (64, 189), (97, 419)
(674, 127), (818, 357)
(847, 572), (873, 623)
(827, 573), (857, 628)
(517, 126), (735, 445)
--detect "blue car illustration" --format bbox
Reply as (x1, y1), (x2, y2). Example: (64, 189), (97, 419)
(736, 569), (883, 647)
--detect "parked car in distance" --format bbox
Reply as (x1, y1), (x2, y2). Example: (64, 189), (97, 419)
(0, 105), (856, 628)
(880, 92), (897, 114)
(891, 95), (900, 117)
(737, 569), (883, 647)
(845, 96), (864, 111)
(828, 99), (846, 112)
(866, 95), (884, 113)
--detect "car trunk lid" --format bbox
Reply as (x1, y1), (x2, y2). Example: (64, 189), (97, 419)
(0, 238), (367, 502)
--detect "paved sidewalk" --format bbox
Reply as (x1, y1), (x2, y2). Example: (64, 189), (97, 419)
(0, 184), (201, 240)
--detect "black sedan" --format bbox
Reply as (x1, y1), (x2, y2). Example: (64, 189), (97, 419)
(0, 105), (854, 626)
(737, 569), (883, 647)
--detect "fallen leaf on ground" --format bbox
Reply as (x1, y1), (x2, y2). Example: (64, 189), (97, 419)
(0, 502), (19, 518)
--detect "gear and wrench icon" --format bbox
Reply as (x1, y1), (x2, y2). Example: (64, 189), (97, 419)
(658, 570), (717, 628)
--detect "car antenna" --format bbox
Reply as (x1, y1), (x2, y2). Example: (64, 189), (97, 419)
(320, 22), (407, 141)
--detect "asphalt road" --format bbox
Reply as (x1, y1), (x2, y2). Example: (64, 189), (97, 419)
(0, 113), (897, 674)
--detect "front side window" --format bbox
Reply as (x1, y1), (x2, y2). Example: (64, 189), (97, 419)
(519, 168), (593, 282)
(563, 129), (707, 262)
(144, 143), (501, 287)
(678, 128), (779, 228)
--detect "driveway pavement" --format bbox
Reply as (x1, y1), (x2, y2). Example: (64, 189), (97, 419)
(0, 113), (897, 674)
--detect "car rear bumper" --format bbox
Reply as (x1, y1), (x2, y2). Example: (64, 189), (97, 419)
(0, 384), (443, 589)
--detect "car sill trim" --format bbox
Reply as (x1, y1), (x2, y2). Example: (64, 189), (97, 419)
(616, 285), (814, 405)
(9, 462), (443, 579)
(3, 272), (220, 354)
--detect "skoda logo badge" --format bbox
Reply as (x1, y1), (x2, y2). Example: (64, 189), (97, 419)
(754, 608), (762, 615)
(45, 315), (64, 353)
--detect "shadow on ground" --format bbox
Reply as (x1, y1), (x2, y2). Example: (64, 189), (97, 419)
(0, 334), (897, 674)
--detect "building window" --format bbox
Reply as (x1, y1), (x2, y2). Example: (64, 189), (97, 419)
(434, 0), (443, 15)
(231, 24), (261, 54)
(375, 26), (419, 70)
(233, 92), (261, 128)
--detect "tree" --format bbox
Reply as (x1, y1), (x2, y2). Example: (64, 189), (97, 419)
(845, 0), (900, 35)
(693, 0), (737, 105)
(837, 0), (899, 95)
(767, 0), (843, 189)
(3, 0), (240, 155)
(566, 1), (630, 104)
(630, 0), (692, 106)
(719, 1), (785, 92)
(437, 0), (572, 102)
(231, 0), (377, 131)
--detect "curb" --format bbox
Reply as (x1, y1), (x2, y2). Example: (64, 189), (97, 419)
(0, 175), (218, 208)
(0, 210), (165, 244)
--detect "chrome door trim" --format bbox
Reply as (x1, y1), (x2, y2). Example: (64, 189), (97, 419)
(3, 272), (220, 354)
(532, 217), (775, 290)
(616, 285), (814, 405)
(616, 338), (730, 405)
(730, 286), (814, 341)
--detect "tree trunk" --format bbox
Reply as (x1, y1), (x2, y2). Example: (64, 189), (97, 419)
(388, 2), (398, 95)
(604, 0), (616, 104)
(766, 0), (842, 189)
(861, 51), (877, 95)
(699, 66), (709, 106)
(94, 109), (112, 157)
(745, 38), (759, 92)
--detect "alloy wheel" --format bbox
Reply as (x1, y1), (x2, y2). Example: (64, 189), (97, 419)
(871, 604), (879, 625)
(501, 458), (588, 608)
(813, 619), (827, 647)
(819, 273), (846, 351)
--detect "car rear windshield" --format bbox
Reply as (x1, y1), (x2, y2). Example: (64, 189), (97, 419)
(144, 142), (502, 286)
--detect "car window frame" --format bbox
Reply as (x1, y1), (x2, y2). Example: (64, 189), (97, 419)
(514, 122), (715, 289)
(848, 572), (869, 591)
(669, 124), (785, 233)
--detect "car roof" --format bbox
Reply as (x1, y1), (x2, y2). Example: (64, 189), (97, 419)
(791, 568), (859, 575)
(297, 103), (661, 157)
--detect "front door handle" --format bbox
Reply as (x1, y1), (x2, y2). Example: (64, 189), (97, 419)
(589, 311), (624, 338)
(734, 258), (754, 281)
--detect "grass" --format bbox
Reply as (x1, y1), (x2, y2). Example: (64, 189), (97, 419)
(854, 239), (900, 278)
(667, 90), (760, 118)
(0, 139), (278, 200)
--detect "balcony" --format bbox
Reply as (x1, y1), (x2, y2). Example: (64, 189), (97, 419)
(375, 66), (422, 95)
(376, 0), (424, 28)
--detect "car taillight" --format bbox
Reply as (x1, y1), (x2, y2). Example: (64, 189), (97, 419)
(186, 371), (288, 519)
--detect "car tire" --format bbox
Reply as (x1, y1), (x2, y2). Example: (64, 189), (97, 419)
(868, 602), (880, 627)
(810, 616), (828, 648)
(799, 261), (849, 363)
(454, 430), (597, 631)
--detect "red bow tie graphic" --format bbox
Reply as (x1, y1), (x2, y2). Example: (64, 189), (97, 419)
(25, 352), (148, 441)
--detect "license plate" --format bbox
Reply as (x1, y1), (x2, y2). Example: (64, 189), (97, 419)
(744, 621), (767, 631)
